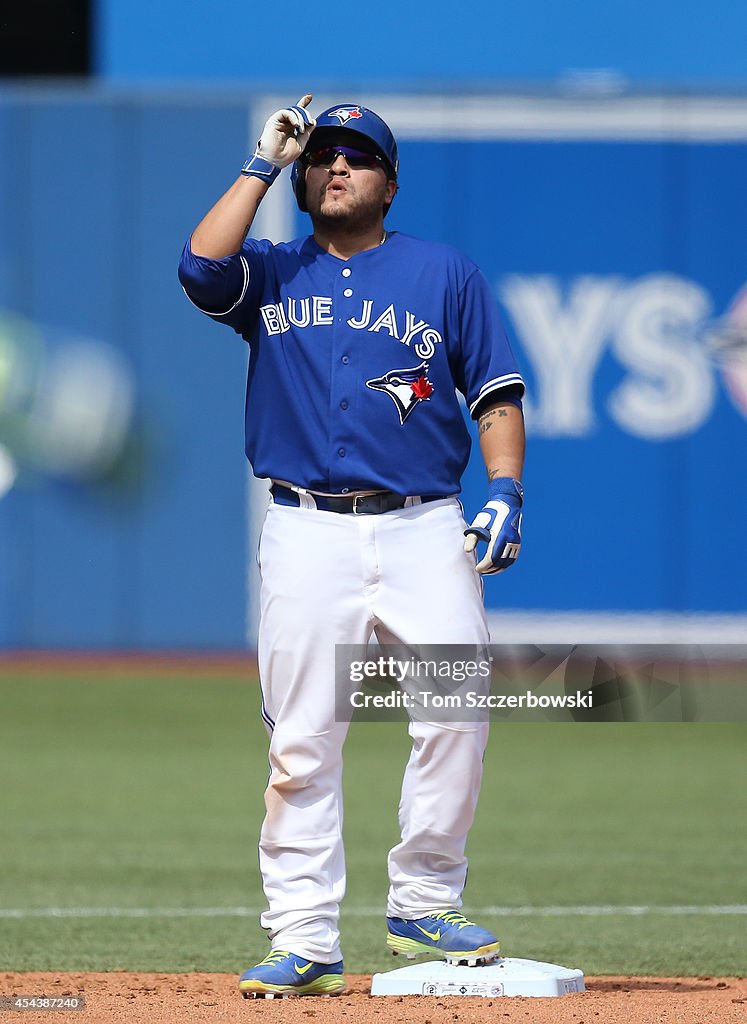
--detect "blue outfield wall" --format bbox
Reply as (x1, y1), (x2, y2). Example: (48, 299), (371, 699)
(0, 91), (253, 648)
(0, 89), (746, 647)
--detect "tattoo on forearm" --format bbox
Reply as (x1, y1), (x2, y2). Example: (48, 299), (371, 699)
(478, 407), (508, 435)
(487, 468), (501, 481)
(478, 411), (495, 435)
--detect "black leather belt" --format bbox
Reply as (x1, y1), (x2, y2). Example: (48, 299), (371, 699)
(270, 484), (446, 515)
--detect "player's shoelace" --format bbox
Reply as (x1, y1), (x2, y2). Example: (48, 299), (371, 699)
(422, 911), (477, 930)
(254, 950), (294, 969)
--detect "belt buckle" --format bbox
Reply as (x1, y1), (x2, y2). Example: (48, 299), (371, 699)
(352, 494), (366, 515)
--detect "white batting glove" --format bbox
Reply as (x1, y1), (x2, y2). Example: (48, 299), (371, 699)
(240, 95), (316, 184)
(259, 94), (316, 166)
(464, 477), (523, 575)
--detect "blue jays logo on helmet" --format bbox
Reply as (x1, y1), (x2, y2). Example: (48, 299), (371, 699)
(326, 106), (364, 125)
(366, 362), (434, 424)
(291, 102), (399, 213)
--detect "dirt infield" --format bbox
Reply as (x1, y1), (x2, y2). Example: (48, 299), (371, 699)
(2, 973), (745, 1024)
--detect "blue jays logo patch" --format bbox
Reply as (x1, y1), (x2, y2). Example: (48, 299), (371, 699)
(327, 106), (364, 125)
(366, 362), (434, 424)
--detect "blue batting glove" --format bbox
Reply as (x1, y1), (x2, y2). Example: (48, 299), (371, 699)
(463, 477), (523, 575)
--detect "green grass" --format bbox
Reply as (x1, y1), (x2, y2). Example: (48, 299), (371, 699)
(0, 672), (745, 975)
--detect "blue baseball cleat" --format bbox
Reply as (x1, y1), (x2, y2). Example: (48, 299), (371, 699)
(239, 950), (346, 999)
(386, 911), (501, 966)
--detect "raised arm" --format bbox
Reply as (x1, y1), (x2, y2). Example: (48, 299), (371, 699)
(191, 176), (271, 259)
(190, 95), (316, 259)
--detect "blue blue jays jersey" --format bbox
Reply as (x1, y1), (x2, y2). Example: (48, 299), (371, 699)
(179, 231), (524, 495)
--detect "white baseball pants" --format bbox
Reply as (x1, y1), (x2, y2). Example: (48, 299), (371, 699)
(256, 496), (490, 964)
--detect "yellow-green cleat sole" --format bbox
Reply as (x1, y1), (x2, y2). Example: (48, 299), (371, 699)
(387, 932), (500, 963)
(240, 974), (346, 999)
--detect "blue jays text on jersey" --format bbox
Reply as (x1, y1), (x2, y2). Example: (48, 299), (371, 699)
(178, 231), (525, 495)
(258, 295), (443, 360)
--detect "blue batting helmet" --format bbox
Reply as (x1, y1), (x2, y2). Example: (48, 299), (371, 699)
(291, 103), (399, 213)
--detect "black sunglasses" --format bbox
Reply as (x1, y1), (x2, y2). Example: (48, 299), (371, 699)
(304, 145), (385, 171)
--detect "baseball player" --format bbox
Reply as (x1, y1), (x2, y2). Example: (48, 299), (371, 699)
(179, 95), (525, 999)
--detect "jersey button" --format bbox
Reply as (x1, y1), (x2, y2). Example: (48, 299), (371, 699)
(343, 288), (353, 298)
(338, 447), (346, 458)
(341, 355), (350, 364)
(342, 268), (352, 277)
(340, 400), (349, 410)
(341, 487), (350, 494)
